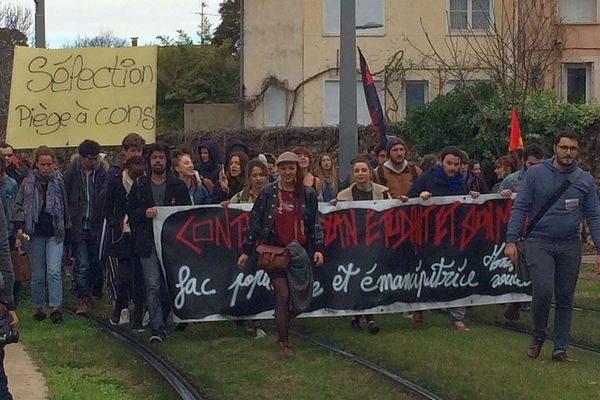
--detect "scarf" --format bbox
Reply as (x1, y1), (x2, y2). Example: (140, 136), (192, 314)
(433, 164), (465, 191)
(383, 159), (408, 175)
(23, 171), (65, 235)
(121, 170), (135, 233)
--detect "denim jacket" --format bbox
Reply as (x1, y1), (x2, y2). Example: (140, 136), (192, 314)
(0, 175), (17, 238)
(242, 182), (324, 255)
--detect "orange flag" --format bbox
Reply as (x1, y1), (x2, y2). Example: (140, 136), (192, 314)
(508, 106), (524, 152)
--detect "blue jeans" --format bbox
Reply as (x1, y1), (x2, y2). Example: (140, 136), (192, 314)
(73, 230), (101, 299)
(525, 238), (581, 352)
(140, 249), (170, 337)
(0, 348), (12, 400)
(27, 235), (64, 309)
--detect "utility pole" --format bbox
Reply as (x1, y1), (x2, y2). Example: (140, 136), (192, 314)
(339, 0), (357, 184)
(34, 0), (46, 48)
(200, 2), (207, 45)
(196, 1), (217, 45)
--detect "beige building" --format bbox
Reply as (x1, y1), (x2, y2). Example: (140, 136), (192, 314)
(241, 0), (597, 129)
(551, 0), (600, 103)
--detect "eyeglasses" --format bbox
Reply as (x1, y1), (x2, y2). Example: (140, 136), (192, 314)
(557, 145), (579, 153)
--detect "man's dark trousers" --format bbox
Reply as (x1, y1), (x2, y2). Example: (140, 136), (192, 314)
(525, 238), (581, 352)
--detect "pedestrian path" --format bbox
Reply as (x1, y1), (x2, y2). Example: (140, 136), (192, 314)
(582, 254), (596, 264)
(5, 342), (48, 400)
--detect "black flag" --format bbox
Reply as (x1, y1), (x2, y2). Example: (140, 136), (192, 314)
(358, 46), (387, 150)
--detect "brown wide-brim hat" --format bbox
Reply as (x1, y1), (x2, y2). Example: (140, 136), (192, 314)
(276, 151), (300, 166)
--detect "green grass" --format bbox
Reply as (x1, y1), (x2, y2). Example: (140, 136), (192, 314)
(18, 301), (176, 400)
(574, 263), (600, 311)
(151, 321), (418, 400)
(294, 313), (600, 400)
(61, 290), (419, 400)
(19, 261), (600, 400)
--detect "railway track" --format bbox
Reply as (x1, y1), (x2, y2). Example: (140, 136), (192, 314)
(65, 309), (206, 400)
(291, 329), (446, 400)
(473, 316), (600, 356)
(67, 308), (444, 400)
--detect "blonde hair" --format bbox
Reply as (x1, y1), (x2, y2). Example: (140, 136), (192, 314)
(314, 152), (338, 193)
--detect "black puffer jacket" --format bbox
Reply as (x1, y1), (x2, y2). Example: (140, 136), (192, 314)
(242, 182), (324, 256)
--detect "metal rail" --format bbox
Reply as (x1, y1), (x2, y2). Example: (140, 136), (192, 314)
(481, 320), (600, 356)
(291, 330), (446, 400)
(65, 309), (205, 400)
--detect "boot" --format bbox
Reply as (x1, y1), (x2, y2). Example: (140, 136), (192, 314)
(75, 298), (89, 315)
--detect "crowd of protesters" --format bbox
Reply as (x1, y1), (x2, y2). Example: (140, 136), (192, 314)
(0, 129), (597, 363)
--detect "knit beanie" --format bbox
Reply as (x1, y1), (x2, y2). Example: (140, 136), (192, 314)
(386, 137), (407, 156)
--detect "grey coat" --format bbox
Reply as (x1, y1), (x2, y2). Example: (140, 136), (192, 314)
(287, 240), (314, 315)
(0, 196), (15, 310)
(12, 172), (71, 243)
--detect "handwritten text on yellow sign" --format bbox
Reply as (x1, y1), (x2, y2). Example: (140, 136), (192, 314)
(7, 46), (157, 148)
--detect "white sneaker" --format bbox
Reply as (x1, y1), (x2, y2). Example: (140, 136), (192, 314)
(119, 308), (131, 325)
(142, 311), (150, 327)
(254, 328), (267, 339)
(149, 335), (163, 343)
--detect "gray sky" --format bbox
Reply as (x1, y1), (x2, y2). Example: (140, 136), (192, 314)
(9, 0), (222, 47)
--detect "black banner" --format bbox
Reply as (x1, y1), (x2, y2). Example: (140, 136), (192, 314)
(154, 195), (531, 322)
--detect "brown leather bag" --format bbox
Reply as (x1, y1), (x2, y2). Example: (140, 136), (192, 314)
(257, 244), (290, 271)
(11, 251), (31, 282)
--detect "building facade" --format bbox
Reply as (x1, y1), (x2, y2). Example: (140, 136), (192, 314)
(552, 0), (600, 103)
(241, 0), (597, 129)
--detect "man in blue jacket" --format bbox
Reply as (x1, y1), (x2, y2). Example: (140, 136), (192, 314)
(408, 146), (479, 331)
(505, 131), (600, 362)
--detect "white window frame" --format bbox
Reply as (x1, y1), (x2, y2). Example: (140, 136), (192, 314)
(561, 63), (594, 103)
(322, 0), (385, 37)
(557, 0), (598, 24)
(263, 86), (287, 127)
(446, 0), (493, 34)
(402, 80), (429, 117)
(322, 79), (385, 126)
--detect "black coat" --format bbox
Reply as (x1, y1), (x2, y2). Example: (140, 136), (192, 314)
(63, 159), (106, 239)
(102, 168), (130, 258)
(242, 182), (324, 256)
(127, 174), (190, 258)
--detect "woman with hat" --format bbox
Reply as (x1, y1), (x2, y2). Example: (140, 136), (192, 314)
(237, 151), (324, 355)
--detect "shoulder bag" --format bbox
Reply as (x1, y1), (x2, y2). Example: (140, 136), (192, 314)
(514, 167), (582, 281)
(256, 190), (300, 272)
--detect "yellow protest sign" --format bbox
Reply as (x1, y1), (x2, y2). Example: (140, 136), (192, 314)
(7, 46), (157, 149)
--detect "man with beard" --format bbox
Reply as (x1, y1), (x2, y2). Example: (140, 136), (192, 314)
(376, 137), (422, 200)
(64, 139), (106, 314)
(0, 143), (28, 187)
(505, 131), (600, 362)
(408, 146), (479, 330)
(127, 142), (190, 342)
